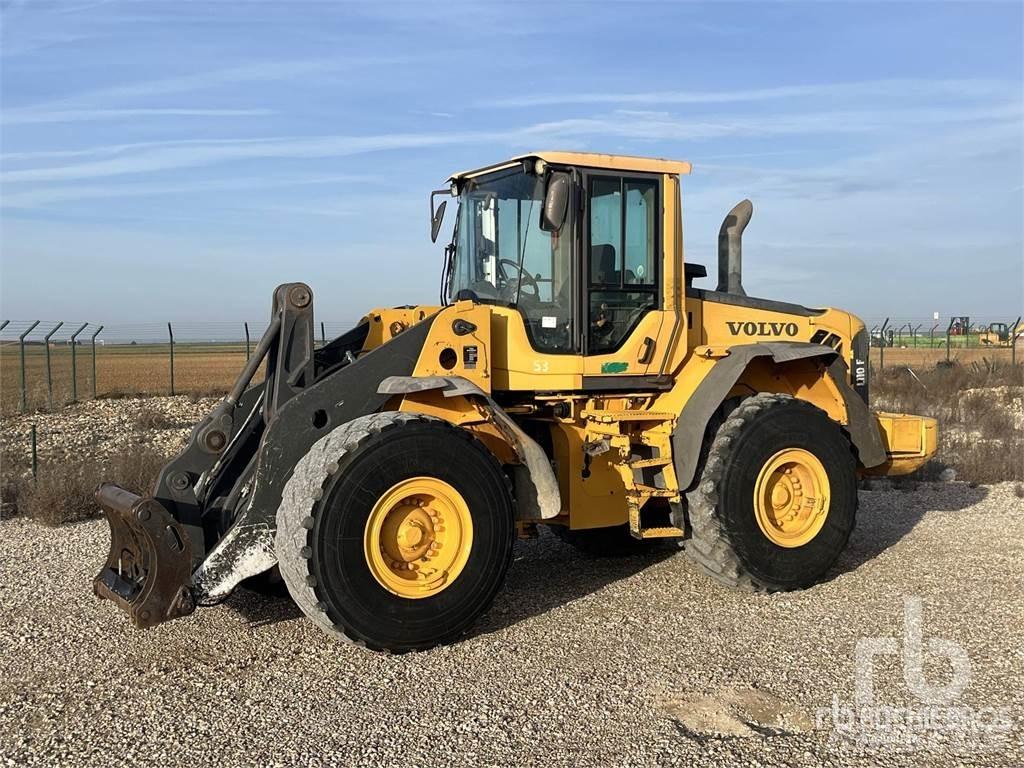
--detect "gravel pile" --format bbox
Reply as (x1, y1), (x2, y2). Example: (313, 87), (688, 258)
(0, 396), (217, 467)
(1, 483), (1021, 766)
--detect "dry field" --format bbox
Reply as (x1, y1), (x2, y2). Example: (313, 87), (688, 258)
(0, 344), (256, 414)
(2, 341), (1017, 415)
(870, 346), (1017, 369)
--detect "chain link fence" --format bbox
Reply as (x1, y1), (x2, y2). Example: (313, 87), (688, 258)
(863, 315), (1022, 370)
(1, 313), (1021, 414)
(0, 318), (359, 414)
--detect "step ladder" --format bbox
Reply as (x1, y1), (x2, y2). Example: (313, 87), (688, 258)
(581, 409), (685, 540)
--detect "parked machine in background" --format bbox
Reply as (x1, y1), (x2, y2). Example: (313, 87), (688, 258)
(93, 152), (937, 652)
(979, 321), (1024, 347)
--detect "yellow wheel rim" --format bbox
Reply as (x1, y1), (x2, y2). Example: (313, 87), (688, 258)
(364, 477), (473, 599)
(753, 448), (830, 548)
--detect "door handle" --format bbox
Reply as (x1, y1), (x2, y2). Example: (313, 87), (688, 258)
(638, 336), (655, 365)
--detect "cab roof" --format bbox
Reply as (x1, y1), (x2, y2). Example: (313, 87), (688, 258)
(448, 151), (692, 182)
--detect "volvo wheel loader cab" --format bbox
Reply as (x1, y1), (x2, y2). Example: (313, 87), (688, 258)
(94, 151), (938, 652)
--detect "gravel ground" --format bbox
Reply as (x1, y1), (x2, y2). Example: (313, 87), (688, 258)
(1, 482), (1022, 766)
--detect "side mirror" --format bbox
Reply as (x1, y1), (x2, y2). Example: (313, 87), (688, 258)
(430, 189), (449, 243)
(430, 200), (447, 243)
(541, 172), (570, 232)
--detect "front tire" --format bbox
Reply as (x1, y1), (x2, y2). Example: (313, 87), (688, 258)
(680, 393), (857, 591)
(276, 413), (515, 652)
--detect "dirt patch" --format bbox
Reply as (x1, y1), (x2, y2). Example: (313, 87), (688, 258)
(658, 685), (813, 740)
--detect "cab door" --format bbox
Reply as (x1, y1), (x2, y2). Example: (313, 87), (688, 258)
(581, 172), (668, 384)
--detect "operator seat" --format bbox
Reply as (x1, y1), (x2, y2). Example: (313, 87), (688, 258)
(592, 244), (618, 285)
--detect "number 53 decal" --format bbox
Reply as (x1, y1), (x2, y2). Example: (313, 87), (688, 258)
(532, 360), (550, 373)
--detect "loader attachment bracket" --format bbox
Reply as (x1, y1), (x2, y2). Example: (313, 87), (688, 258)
(93, 483), (195, 629)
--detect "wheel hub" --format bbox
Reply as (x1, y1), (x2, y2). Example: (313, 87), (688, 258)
(753, 448), (830, 548)
(364, 477), (473, 599)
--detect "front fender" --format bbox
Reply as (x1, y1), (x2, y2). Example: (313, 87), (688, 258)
(379, 375), (561, 520)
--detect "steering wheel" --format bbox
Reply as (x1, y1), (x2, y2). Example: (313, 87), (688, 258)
(497, 258), (540, 300)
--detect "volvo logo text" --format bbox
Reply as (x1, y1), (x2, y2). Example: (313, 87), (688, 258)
(726, 321), (799, 337)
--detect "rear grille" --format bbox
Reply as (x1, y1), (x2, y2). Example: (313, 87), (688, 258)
(810, 329), (844, 356)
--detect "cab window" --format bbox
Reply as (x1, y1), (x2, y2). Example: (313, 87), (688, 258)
(588, 176), (658, 354)
(450, 168), (574, 353)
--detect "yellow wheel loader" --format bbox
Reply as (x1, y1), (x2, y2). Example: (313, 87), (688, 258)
(94, 152), (937, 652)
(979, 321), (1023, 347)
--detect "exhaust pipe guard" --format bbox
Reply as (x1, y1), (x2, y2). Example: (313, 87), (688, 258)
(717, 199), (753, 296)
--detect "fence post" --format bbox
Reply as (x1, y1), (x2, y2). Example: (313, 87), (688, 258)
(244, 322), (251, 360)
(878, 318), (889, 371)
(929, 323), (938, 348)
(168, 322), (175, 395)
(1010, 315), (1022, 367)
(18, 321), (40, 413)
(30, 424), (38, 479)
(0, 320), (8, 332)
(69, 322), (88, 403)
(945, 318), (955, 364)
(43, 321), (63, 409)
(90, 325), (104, 399)
(321, 321), (326, 348)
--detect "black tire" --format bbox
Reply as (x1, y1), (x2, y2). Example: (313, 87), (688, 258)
(550, 524), (663, 557)
(276, 412), (515, 652)
(679, 393), (857, 591)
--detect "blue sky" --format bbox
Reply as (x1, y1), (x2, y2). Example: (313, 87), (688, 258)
(1, 0), (1021, 328)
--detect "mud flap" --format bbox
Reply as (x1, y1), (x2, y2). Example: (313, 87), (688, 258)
(93, 483), (195, 629)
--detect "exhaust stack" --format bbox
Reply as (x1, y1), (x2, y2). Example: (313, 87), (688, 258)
(717, 199), (753, 296)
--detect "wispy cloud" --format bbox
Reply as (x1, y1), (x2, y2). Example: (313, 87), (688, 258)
(0, 173), (376, 209)
(0, 132), (479, 184)
(4, 101), (1019, 185)
(1, 55), (405, 118)
(482, 78), (1014, 109)
(1, 137), (286, 163)
(1, 107), (275, 126)
(0, 51), (410, 139)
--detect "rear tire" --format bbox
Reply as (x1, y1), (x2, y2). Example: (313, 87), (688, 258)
(679, 393), (857, 591)
(276, 412), (515, 652)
